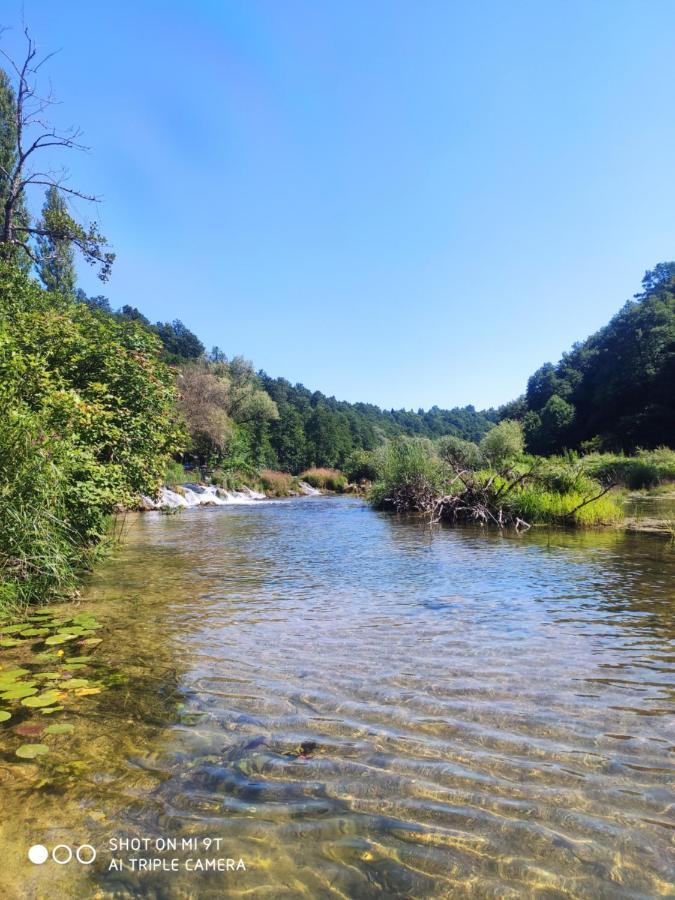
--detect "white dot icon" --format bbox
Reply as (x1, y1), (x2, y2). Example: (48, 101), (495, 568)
(28, 844), (49, 865)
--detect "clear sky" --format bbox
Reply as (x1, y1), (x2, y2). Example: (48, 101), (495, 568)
(3, 1), (675, 410)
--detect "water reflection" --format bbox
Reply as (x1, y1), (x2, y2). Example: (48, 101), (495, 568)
(0, 497), (673, 898)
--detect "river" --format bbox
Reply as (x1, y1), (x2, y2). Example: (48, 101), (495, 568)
(0, 496), (673, 898)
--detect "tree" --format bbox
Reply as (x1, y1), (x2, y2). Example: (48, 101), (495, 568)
(0, 29), (114, 278)
(36, 185), (76, 293)
(480, 419), (525, 467)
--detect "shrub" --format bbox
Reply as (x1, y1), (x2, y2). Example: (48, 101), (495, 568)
(300, 467), (348, 492)
(0, 262), (184, 613)
(370, 438), (444, 511)
(436, 435), (484, 470)
(480, 420), (525, 467)
(343, 449), (380, 483)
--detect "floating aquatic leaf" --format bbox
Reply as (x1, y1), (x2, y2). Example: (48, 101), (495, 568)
(1, 685), (38, 700)
(79, 638), (102, 647)
(0, 669), (29, 679)
(0, 624), (31, 634)
(74, 687), (101, 697)
(59, 679), (90, 690)
(39, 706), (63, 715)
(44, 723), (75, 735)
(66, 656), (92, 664)
(35, 673), (61, 681)
(34, 653), (58, 662)
(0, 710), (11, 722)
(14, 722), (45, 737)
(45, 633), (79, 646)
(18, 628), (50, 637)
(22, 691), (63, 708)
(0, 638), (21, 648)
(15, 744), (49, 759)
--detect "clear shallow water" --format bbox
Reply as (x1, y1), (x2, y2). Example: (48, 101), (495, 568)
(0, 497), (673, 899)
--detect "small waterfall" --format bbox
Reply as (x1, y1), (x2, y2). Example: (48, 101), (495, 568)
(140, 484), (268, 510)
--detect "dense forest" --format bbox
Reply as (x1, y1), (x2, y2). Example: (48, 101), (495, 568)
(499, 263), (675, 454)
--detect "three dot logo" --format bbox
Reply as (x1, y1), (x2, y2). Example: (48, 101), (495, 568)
(28, 843), (96, 865)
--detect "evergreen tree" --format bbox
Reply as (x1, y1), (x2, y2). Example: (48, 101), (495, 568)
(36, 186), (77, 294)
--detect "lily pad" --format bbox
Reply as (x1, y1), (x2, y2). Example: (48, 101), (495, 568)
(0, 710), (11, 722)
(74, 687), (101, 697)
(0, 638), (21, 648)
(0, 668), (30, 679)
(15, 744), (49, 759)
(66, 656), (92, 664)
(18, 628), (50, 637)
(79, 638), (102, 647)
(35, 672), (61, 681)
(0, 669), (29, 681)
(45, 633), (79, 646)
(0, 624), (31, 634)
(44, 723), (74, 735)
(34, 652), (58, 662)
(1, 685), (39, 700)
(22, 691), (63, 708)
(40, 706), (63, 715)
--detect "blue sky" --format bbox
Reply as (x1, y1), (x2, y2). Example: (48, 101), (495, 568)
(3, 1), (675, 410)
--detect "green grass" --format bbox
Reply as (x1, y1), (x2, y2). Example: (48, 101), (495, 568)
(505, 486), (623, 526)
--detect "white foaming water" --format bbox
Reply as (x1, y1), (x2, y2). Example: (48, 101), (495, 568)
(140, 484), (267, 509)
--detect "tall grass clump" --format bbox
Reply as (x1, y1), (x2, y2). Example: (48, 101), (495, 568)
(165, 459), (187, 488)
(370, 438), (444, 511)
(504, 484), (623, 526)
(580, 450), (675, 489)
(259, 469), (295, 497)
(300, 467), (348, 492)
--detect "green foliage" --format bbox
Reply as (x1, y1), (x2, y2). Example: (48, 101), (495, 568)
(343, 448), (381, 482)
(436, 434), (484, 470)
(509, 263), (675, 453)
(480, 420), (525, 467)
(164, 460), (187, 488)
(369, 435), (624, 527)
(177, 357), (278, 469)
(261, 375), (496, 474)
(370, 438), (444, 511)
(503, 486), (623, 526)
(580, 448), (675, 489)
(36, 187), (77, 294)
(0, 262), (184, 611)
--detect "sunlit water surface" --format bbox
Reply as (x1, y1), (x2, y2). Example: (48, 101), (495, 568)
(1, 497), (673, 899)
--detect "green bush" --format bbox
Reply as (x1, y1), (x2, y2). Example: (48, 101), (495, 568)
(581, 449), (675, 489)
(343, 448), (380, 482)
(436, 435), (484, 470)
(370, 438), (444, 511)
(480, 420), (525, 467)
(0, 262), (184, 614)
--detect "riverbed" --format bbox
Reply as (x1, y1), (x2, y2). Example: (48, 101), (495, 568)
(0, 496), (673, 898)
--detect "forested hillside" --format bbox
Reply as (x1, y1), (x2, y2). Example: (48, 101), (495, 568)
(74, 292), (497, 473)
(500, 263), (675, 454)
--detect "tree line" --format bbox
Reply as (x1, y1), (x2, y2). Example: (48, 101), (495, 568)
(499, 263), (675, 453)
